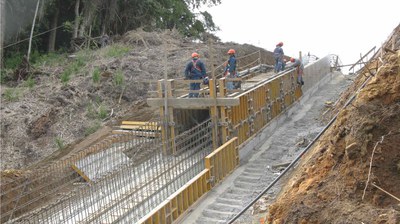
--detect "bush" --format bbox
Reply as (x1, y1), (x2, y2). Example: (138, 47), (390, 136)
(4, 52), (24, 69)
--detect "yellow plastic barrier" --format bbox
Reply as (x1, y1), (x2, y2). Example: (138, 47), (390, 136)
(138, 137), (238, 224)
(205, 137), (239, 184)
(138, 169), (211, 224)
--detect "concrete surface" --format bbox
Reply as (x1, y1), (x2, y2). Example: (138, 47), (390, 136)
(180, 71), (353, 223)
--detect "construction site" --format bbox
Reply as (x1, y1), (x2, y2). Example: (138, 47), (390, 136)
(1, 21), (400, 224)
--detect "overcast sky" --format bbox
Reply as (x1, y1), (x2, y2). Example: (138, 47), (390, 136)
(201, 0), (399, 73)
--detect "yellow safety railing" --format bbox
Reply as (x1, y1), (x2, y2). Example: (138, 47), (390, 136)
(138, 137), (238, 224)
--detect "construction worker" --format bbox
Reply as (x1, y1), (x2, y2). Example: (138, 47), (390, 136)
(224, 49), (239, 90)
(289, 57), (304, 85)
(281, 58), (287, 71)
(273, 42), (284, 73)
(184, 52), (207, 97)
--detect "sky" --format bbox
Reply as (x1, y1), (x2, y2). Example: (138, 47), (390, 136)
(200, 0), (399, 73)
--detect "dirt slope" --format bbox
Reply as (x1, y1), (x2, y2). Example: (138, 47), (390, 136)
(0, 29), (276, 171)
(267, 50), (400, 223)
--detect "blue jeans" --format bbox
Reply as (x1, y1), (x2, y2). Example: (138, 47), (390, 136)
(189, 79), (201, 97)
(274, 58), (282, 73)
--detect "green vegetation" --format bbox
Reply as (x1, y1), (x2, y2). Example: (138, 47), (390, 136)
(55, 137), (65, 150)
(92, 68), (101, 83)
(84, 121), (101, 136)
(86, 101), (108, 120)
(60, 68), (71, 85)
(24, 76), (35, 88)
(98, 105), (108, 120)
(106, 44), (130, 58)
(3, 88), (21, 101)
(114, 70), (125, 87)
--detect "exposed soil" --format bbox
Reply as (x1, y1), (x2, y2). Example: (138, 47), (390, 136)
(0, 29), (275, 172)
(267, 50), (400, 223)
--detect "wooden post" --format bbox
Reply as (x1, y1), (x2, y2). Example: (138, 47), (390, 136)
(209, 37), (219, 149)
(167, 79), (176, 154)
(219, 78), (228, 143)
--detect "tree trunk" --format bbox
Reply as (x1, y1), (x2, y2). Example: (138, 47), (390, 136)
(47, 1), (59, 52)
(73, 0), (80, 38)
(0, 0), (5, 68)
(27, 0), (40, 62)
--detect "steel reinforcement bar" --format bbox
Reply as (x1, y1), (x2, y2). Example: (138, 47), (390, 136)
(138, 137), (239, 224)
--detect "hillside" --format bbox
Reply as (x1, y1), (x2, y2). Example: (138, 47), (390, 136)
(267, 49), (400, 222)
(0, 29), (276, 171)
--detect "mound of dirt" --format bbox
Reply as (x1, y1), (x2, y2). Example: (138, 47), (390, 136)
(267, 51), (400, 223)
(0, 29), (276, 171)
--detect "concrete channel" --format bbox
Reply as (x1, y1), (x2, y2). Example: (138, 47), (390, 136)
(180, 71), (353, 223)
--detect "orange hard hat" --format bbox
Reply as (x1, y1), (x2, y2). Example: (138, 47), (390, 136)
(290, 58), (295, 62)
(191, 52), (199, 58)
(277, 42), (283, 46)
(227, 49), (235, 54)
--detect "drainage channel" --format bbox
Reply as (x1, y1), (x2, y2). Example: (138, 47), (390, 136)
(180, 71), (353, 223)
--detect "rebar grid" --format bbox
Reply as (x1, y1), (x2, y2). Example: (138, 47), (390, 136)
(1, 122), (160, 223)
(4, 119), (212, 223)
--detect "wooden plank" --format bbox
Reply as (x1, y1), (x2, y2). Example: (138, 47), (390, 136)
(112, 130), (159, 137)
(147, 98), (240, 108)
(119, 125), (160, 131)
(121, 121), (149, 125)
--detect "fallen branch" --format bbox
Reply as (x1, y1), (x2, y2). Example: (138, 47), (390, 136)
(372, 183), (400, 202)
(362, 131), (391, 200)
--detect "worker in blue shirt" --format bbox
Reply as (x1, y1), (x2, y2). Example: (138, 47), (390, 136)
(224, 49), (239, 90)
(273, 42), (284, 73)
(184, 52), (207, 97)
(289, 57), (304, 85)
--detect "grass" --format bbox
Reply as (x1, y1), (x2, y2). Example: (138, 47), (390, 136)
(3, 88), (21, 101)
(24, 76), (35, 88)
(106, 44), (130, 58)
(98, 105), (108, 120)
(61, 68), (71, 85)
(86, 102), (108, 120)
(84, 121), (101, 136)
(55, 137), (65, 150)
(92, 68), (100, 83)
(114, 70), (125, 87)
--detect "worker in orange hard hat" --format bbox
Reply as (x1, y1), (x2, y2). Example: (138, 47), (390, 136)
(224, 49), (240, 90)
(184, 52), (207, 97)
(273, 42), (284, 73)
(281, 58), (287, 71)
(288, 57), (304, 86)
